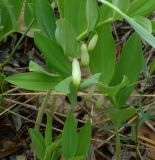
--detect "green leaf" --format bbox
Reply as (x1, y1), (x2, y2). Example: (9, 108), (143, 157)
(127, 0), (155, 17)
(5, 72), (60, 91)
(152, 20), (155, 33)
(110, 33), (144, 106)
(112, 0), (130, 20)
(29, 128), (46, 160)
(127, 18), (155, 48)
(24, 2), (38, 28)
(89, 23), (116, 83)
(36, 0), (56, 39)
(54, 77), (72, 94)
(68, 156), (86, 160)
(80, 73), (101, 89)
(99, 0), (113, 24)
(0, 0), (23, 40)
(64, 0), (87, 36)
(10, 0), (24, 19)
(111, 33), (143, 85)
(51, 149), (62, 160)
(44, 139), (61, 160)
(34, 32), (72, 77)
(99, 0), (155, 48)
(2, 0), (18, 30)
(99, 76), (129, 105)
(86, 0), (99, 31)
(76, 121), (91, 156)
(55, 18), (80, 57)
(29, 60), (60, 77)
(0, 5), (13, 40)
(45, 114), (52, 147)
(45, 135), (61, 160)
(62, 112), (78, 159)
(108, 107), (136, 128)
(133, 16), (152, 34)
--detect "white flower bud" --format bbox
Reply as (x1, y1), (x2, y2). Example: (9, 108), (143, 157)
(81, 43), (89, 67)
(72, 59), (81, 88)
(88, 33), (98, 51)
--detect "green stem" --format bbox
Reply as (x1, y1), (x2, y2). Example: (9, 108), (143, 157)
(0, 18), (35, 68)
(116, 129), (121, 160)
(35, 90), (51, 130)
(96, 18), (113, 28)
(77, 18), (113, 41)
(77, 30), (88, 41)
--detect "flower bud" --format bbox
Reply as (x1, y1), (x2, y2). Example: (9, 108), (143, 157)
(81, 43), (89, 67)
(88, 33), (98, 51)
(72, 59), (81, 88)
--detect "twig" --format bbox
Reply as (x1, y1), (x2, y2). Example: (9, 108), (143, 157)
(97, 100), (155, 148)
(4, 91), (155, 97)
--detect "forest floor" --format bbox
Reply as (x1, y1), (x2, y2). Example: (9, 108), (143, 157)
(1, 19), (155, 160)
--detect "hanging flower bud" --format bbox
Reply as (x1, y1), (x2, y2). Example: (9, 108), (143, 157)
(72, 59), (81, 88)
(88, 33), (98, 51)
(81, 43), (89, 67)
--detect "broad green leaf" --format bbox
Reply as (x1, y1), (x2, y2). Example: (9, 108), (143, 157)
(36, 0), (56, 39)
(99, 0), (155, 48)
(55, 18), (80, 57)
(45, 114), (52, 147)
(2, 0), (18, 30)
(64, 0), (87, 36)
(99, 76), (129, 105)
(89, 23), (116, 83)
(152, 20), (155, 33)
(127, 0), (155, 17)
(44, 145), (52, 160)
(110, 33), (144, 106)
(29, 129), (45, 160)
(133, 16), (152, 34)
(111, 33), (143, 85)
(62, 112), (78, 159)
(10, 0), (24, 19)
(29, 61), (59, 77)
(51, 149), (62, 160)
(112, 0), (130, 20)
(0, 5), (13, 40)
(5, 72), (60, 91)
(24, 1), (38, 28)
(68, 156), (86, 160)
(34, 32), (72, 77)
(112, 0), (130, 13)
(54, 77), (72, 94)
(44, 139), (61, 160)
(99, 0), (113, 24)
(80, 73), (101, 89)
(86, 0), (99, 31)
(108, 107), (136, 128)
(0, 0), (22, 39)
(76, 121), (91, 156)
